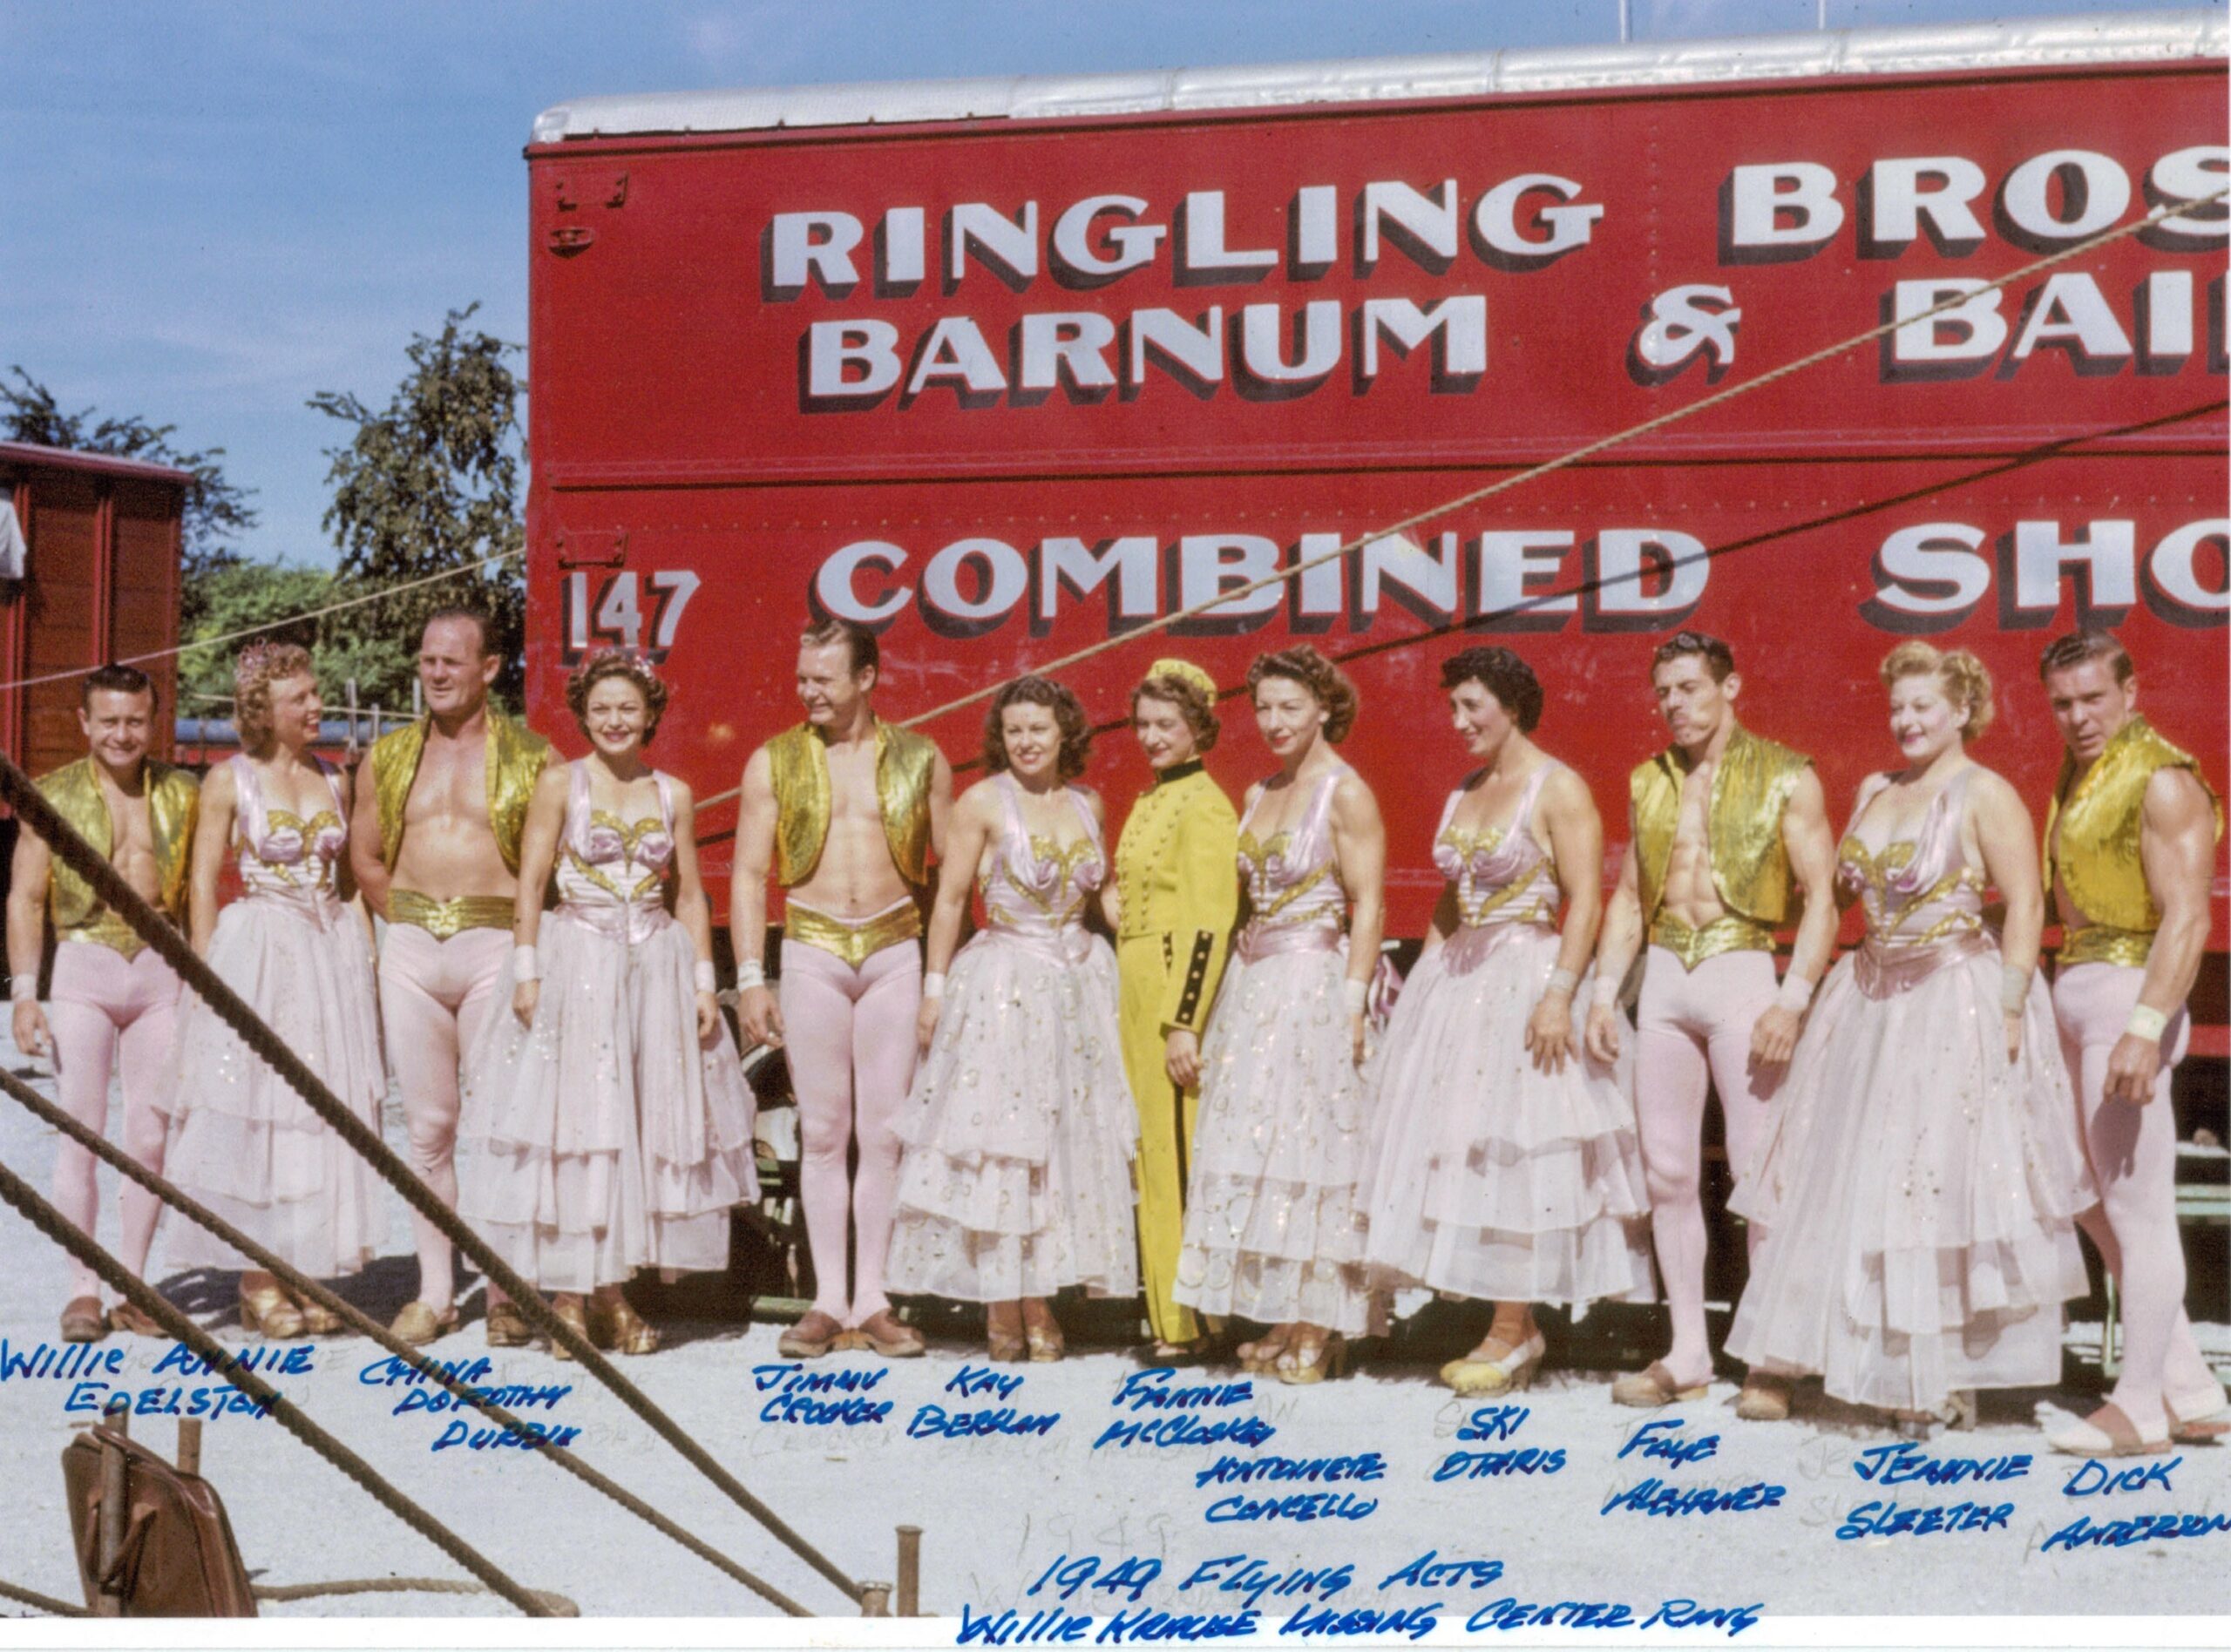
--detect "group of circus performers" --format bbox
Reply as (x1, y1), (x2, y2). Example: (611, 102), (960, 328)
(5, 611), (2222, 1460)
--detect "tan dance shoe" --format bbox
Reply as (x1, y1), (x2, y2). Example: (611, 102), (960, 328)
(1734, 1374), (1794, 1422)
(777, 1310), (850, 1359)
(60, 1297), (107, 1344)
(105, 1301), (165, 1338)
(390, 1301), (458, 1347)
(1441, 1332), (1544, 1398)
(483, 1299), (532, 1348)
(598, 1297), (661, 1357)
(1611, 1362), (1707, 1408)
(546, 1294), (595, 1363)
(240, 1283), (306, 1340)
(297, 1295), (346, 1337)
(855, 1309), (926, 1359)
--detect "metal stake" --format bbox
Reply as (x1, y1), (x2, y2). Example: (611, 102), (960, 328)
(897, 1526), (922, 1616)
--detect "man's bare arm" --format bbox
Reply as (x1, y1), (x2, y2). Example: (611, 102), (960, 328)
(7, 830), (53, 1056)
(1748, 767), (1838, 1070)
(2105, 767), (2218, 1107)
(1584, 822), (1644, 1065)
(347, 754), (390, 920)
(729, 747), (783, 1048)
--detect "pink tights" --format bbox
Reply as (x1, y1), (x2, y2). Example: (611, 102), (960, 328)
(2055, 963), (2214, 1434)
(379, 924), (509, 1310)
(1633, 945), (1781, 1385)
(48, 944), (180, 1305)
(779, 936), (920, 1324)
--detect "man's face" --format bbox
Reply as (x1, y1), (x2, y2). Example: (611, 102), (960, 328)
(419, 617), (498, 716)
(79, 688), (154, 772)
(1651, 654), (1736, 750)
(796, 640), (869, 727)
(2045, 659), (2135, 764)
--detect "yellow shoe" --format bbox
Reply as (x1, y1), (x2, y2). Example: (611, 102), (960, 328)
(1276, 1331), (1347, 1386)
(1442, 1332), (1544, 1397)
(240, 1283), (305, 1340)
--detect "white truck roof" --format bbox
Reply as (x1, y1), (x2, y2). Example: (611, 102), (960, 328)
(532, 8), (2225, 144)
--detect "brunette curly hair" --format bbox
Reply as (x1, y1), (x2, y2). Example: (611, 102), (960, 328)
(1130, 672), (1221, 755)
(232, 642), (316, 754)
(1246, 646), (1358, 744)
(566, 648), (671, 745)
(1440, 647), (1543, 733)
(1881, 640), (1995, 741)
(983, 674), (1092, 781)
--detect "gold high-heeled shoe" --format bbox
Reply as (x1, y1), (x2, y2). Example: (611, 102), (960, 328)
(598, 1297), (660, 1357)
(1025, 1321), (1065, 1363)
(987, 1305), (1026, 1363)
(1441, 1332), (1543, 1397)
(297, 1294), (346, 1337)
(1237, 1331), (1291, 1374)
(240, 1282), (306, 1340)
(1276, 1331), (1347, 1386)
(547, 1294), (593, 1362)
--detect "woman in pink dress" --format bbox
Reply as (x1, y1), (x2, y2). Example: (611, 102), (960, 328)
(162, 644), (386, 1337)
(458, 650), (756, 1357)
(890, 675), (1137, 1361)
(1727, 643), (2091, 1434)
(1361, 647), (1651, 1393)
(1174, 646), (1387, 1385)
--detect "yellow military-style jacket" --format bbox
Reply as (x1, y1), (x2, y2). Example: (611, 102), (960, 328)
(1114, 761), (1241, 1035)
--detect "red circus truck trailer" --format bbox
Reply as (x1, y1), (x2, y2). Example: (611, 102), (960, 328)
(522, 13), (2228, 1082)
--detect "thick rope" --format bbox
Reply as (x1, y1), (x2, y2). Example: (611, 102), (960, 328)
(252, 1578), (578, 1612)
(0, 1156), (552, 1617)
(0, 548), (523, 694)
(687, 182), (2228, 818)
(0, 1578), (88, 1617)
(0, 1066), (810, 1617)
(0, 758), (862, 1608)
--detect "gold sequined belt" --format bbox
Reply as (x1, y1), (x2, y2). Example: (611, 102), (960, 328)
(1852, 930), (1994, 1000)
(2059, 924), (2153, 970)
(784, 901), (921, 968)
(1650, 913), (1774, 970)
(390, 890), (516, 940)
(58, 910), (153, 958)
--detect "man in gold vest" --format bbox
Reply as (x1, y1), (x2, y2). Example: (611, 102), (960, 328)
(1584, 631), (1839, 1412)
(2037, 630), (2225, 1456)
(733, 617), (951, 1359)
(349, 609), (550, 1347)
(6, 664), (198, 1342)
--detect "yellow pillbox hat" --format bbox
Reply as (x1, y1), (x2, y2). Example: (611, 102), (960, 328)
(1145, 657), (1217, 700)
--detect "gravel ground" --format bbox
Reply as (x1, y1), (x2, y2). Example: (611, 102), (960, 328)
(0, 1036), (2224, 1640)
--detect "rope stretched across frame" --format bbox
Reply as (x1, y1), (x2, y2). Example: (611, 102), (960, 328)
(685, 182), (2230, 820)
(0, 1066), (812, 1617)
(0, 1154), (555, 1618)
(0, 755), (864, 1609)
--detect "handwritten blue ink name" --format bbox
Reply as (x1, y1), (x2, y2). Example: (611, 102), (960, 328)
(2042, 1511), (2231, 1551)
(64, 1383), (273, 1420)
(751, 1361), (892, 1426)
(2063, 1457), (2179, 1497)
(1599, 1478), (1785, 1517)
(1834, 1500), (2012, 1539)
(1094, 1368), (1272, 1452)
(1617, 1417), (1719, 1467)
(908, 1364), (1060, 1439)
(0, 1339), (127, 1382)
(1197, 1452), (1383, 1522)
(1851, 1443), (2031, 1486)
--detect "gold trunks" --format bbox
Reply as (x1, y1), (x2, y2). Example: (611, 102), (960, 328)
(783, 901), (921, 968)
(2058, 924), (2153, 970)
(390, 890), (516, 940)
(1650, 912), (1774, 970)
(58, 911), (150, 958)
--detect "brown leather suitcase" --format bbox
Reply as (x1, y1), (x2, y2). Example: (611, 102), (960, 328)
(61, 1425), (257, 1616)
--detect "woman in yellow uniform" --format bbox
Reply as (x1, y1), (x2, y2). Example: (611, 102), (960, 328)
(1111, 660), (1239, 1364)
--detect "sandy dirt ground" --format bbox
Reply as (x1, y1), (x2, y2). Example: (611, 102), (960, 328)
(0, 1044), (2224, 1636)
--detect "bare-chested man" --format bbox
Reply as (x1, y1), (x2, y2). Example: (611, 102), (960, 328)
(1584, 631), (1838, 1412)
(2037, 631), (2225, 1455)
(732, 618), (952, 1359)
(350, 610), (549, 1345)
(7, 664), (199, 1341)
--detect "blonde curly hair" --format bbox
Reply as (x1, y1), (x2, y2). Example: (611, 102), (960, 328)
(233, 642), (317, 754)
(1881, 640), (1994, 741)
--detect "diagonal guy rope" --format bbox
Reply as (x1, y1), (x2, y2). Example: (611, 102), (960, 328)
(0, 1066), (810, 1616)
(0, 757), (862, 1610)
(690, 181), (2228, 819)
(0, 548), (525, 695)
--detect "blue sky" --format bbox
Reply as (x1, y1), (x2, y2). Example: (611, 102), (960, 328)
(1, 0), (2208, 565)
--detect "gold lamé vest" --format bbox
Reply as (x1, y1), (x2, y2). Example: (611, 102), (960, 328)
(2045, 715), (2224, 968)
(767, 719), (937, 890)
(370, 710), (551, 875)
(38, 757), (200, 951)
(1632, 724), (1812, 965)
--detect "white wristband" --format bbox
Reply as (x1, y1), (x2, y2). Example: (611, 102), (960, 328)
(1343, 978), (1368, 1015)
(9, 977), (35, 1004)
(1544, 966), (1581, 999)
(694, 960), (717, 993)
(736, 960), (765, 992)
(2000, 965), (2032, 1015)
(921, 972), (946, 1001)
(512, 944), (539, 984)
(2126, 1004), (2169, 1043)
(1773, 973), (1815, 1014)
(1591, 976), (1619, 1010)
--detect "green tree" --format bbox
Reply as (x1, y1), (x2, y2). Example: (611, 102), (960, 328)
(1, 367), (259, 633)
(174, 559), (414, 720)
(308, 304), (526, 701)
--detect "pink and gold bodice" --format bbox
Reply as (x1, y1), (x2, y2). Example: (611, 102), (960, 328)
(1433, 760), (1563, 973)
(553, 762), (677, 944)
(979, 774), (1105, 963)
(231, 755), (348, 926)
(1839, 766), (1990, 994)
(1236, 766), (1349, 959)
